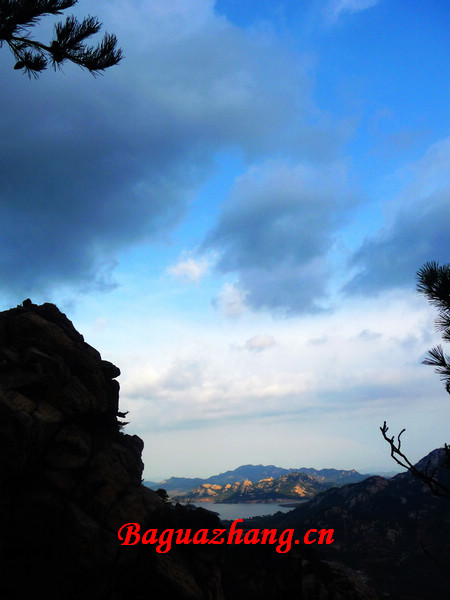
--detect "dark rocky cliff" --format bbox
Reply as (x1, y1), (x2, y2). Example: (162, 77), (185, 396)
(0, 301), (379, 600)
(0, 301), (223, 599)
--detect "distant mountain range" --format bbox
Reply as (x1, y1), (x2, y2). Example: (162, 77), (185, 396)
(250, 448), (450, 600)
(175, 472), (331, 502)
(143, 463), (370, 501)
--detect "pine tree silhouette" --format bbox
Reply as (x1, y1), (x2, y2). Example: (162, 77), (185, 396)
(0, 0), (122, 77)
(381, 261), (450, 497)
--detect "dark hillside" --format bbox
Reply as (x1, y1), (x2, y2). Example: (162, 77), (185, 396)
(247, 449), (450, 600)
(0, 300), (378, 599)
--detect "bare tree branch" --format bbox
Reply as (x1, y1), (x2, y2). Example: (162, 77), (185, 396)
(380, 422), (450, 497)
(381, 262), (450, 497)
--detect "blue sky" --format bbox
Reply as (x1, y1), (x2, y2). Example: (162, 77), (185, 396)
(1, 0), (449, 479)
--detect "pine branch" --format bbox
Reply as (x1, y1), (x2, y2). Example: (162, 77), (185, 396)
(0, 0), (77, 36)
(417, 262), (450, 395)
(417, 261), (450, 309)
(1, 0), (122, 76)
(54, 14), (101, 50)
(11, 45), (46, 77)
(382, 263), (450, 498)
(72, 31), (122, 74)
(422, 345), (450, 393)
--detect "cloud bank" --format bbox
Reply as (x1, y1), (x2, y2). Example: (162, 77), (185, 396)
(0, 0), (318, 299)
(345, 138), (450, 295)
(203, 160), (358, 314)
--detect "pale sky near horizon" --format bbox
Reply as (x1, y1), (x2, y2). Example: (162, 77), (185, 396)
(1, 0), (449, 480)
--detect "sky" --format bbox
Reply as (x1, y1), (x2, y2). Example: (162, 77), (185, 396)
(1, 0), (449, 480)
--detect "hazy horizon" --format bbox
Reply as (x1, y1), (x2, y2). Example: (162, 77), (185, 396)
(145, 461), (405, 483)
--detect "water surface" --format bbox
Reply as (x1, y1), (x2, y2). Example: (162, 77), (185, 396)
(191, 501), (307, 521)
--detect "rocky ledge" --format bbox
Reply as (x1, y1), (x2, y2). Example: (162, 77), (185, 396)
(0, 300), (223, 599)
(0, 301), (380, 600)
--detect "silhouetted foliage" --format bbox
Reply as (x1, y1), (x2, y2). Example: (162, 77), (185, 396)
(382, 261), (450, 497)
(0, 0), (123, 77)
(155, 488), (170, 504)
(417, 261), (450, 393)
(117, 410), (129, 431)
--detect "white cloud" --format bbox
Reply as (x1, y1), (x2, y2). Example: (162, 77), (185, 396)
(113, 291), (442, 432)
(325, 0), (380, 23)
(77, 285), (449, 478)
(244, 334), (276, 352)
(354, 329), (382, 341)
(167, 255), (211, 283)
(160, 359), (205, 391)
(215, 282), (248, 317)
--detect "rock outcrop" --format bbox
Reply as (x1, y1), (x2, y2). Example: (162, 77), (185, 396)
(0, 301), (223, 599)
(0, 300), (381, 600)
(158, 464), (368, 496)
(178, 472), (329, 503)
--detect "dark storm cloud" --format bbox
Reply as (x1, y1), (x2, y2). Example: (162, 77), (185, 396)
(0, 0), (323, 299)
(345, 196), (450, 295)
(203, 161), (357, 313)
(0, 63), (197, 298)
(238, 262), (329, 314)
(345, 138), (450, 296)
